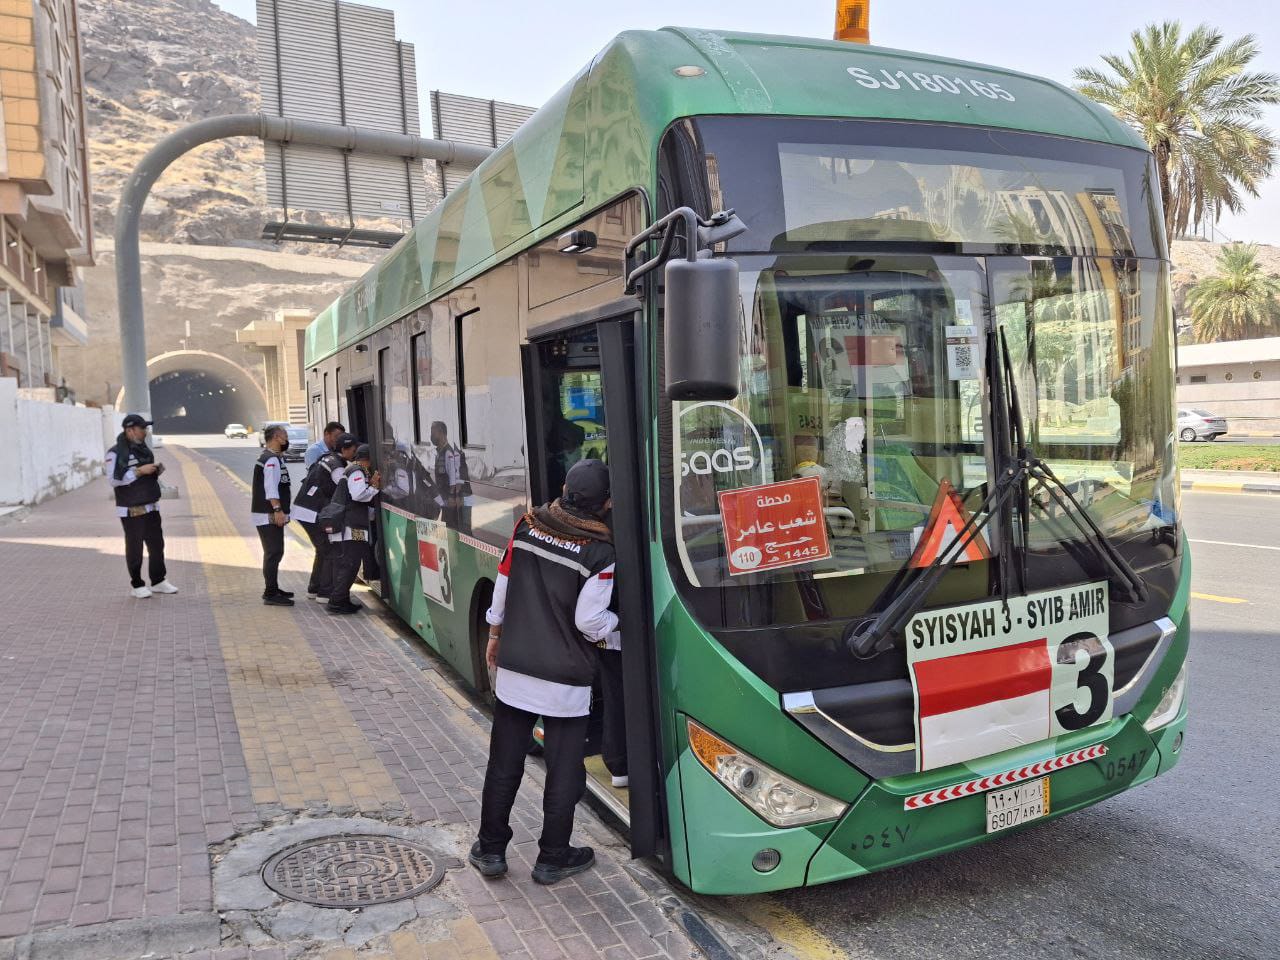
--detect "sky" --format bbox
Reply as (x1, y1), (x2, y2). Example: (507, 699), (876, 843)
(214, 0), (1280, 243)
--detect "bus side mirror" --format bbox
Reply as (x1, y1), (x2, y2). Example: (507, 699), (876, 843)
(665, 255), (740, 402)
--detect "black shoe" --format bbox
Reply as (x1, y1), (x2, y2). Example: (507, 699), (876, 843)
(532, 847), (594, 885)
(264, 594), (295, 606)
(325, 601), (360, 615)
(468, 841), (508, 879)
(275, 589), (295, 598)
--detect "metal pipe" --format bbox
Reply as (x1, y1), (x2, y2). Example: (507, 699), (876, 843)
(115, 112), (491, 416)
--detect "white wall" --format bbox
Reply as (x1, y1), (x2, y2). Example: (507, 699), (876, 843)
(0, 378), (117, 505)
(1176, 359), (1280, 433)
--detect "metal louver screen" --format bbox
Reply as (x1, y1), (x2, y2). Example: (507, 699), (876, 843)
(257, 0), (431, 221)
(430, 91), (535, 194)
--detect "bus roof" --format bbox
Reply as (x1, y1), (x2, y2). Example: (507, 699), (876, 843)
(305, 27), (1145, 366)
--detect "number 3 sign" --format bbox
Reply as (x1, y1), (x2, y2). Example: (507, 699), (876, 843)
(905, 583), (1113, 771)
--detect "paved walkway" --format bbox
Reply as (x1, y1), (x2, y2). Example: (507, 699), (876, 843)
(1180, 469), (1280, 493)
(0, 447), (698, 960)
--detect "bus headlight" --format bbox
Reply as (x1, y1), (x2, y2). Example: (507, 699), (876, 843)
(1143, 663), (1188, 732)
(686, 718), (847, 828)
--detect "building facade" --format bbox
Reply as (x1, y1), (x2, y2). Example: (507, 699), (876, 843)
(1176, 336), (1280, 435)
(0, 0), (93, 389)
(237, 308), (314, 424)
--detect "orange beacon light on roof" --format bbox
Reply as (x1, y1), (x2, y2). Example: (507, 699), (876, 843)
(834, 0), (871, 44)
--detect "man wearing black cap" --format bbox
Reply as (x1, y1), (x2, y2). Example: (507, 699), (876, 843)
(325, 443), (381, 614)
(470, 458), (616, 885)
(292, 432), (357, 602)
(105, 414), (178, 599)
(252, 424), (294, 606)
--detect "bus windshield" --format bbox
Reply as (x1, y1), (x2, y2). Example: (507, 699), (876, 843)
(662, 119), (1177, 612)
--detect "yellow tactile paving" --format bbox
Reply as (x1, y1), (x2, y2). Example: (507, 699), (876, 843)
(315, 920), (502, 960)
(174, 449), (402, 813)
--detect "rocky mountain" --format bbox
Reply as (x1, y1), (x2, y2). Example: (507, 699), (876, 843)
(80, 0), (426, 254)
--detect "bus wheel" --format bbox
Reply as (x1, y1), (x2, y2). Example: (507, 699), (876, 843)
(470, 579), (494, 696)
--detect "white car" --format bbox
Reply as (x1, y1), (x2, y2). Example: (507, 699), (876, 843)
(224, 423), (250, 439)
(1177, 408), (1228, 442)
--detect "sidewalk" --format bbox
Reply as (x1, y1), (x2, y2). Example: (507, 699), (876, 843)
(0, 447), (706, 960)
(1181, 468), (1280, 494)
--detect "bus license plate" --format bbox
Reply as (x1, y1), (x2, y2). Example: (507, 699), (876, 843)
(985, 777), (1050, 833)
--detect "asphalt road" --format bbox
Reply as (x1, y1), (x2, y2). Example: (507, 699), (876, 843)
(753, 490), (1279, 960)
(170, 433), (296, 484)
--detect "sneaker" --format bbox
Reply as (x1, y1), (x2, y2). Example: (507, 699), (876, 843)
(468, 841), (508, 879)
(314, 596), (329, 603)
(532, 847), (594, 886)
(151, 580), (179, 595)
(263, 594), (295, 606)
(325, 601), (360, 615)
(610, 775), (629, 789)
(276, 589), (295, 598)
(307, 588), (319, 598)
(131, 585), (152, 599)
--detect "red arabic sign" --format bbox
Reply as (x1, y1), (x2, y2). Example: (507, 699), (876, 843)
(718, 476), (831, 576)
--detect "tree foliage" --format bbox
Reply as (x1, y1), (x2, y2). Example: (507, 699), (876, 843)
(1187, 244), (1280, 342)
(1074, 22), (1280, 247)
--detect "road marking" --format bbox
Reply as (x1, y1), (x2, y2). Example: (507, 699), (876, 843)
(1191, 592), (1248, 605)
(1189, 538), (1280, 552)
(729, 897), (854, 960)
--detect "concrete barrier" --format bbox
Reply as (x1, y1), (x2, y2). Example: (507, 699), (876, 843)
(0, 377), (117, 505)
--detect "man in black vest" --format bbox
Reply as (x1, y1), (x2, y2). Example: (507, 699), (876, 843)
(470, 459), (616, 885)
(106, 413), (178, 599)
(252, 424), (293, 606)
(325, 443), (380, 615)
(292, 432), (357, 602)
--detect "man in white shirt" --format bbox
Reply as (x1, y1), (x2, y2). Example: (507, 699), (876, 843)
(252, 425), (293, 606)
(105, 413), (179, 599)
(471, 459), (617, 886)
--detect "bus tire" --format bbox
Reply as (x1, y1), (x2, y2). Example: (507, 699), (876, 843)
(470, 579), (494, 696)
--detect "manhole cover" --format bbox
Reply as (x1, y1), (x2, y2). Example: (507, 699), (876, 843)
(262, 835), (444, 907)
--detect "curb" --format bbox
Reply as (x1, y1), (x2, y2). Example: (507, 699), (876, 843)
(1181, 480), (1280, 495)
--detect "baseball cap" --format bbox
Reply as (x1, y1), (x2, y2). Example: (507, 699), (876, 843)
(355, 443), (371, 460)
(121, 413), (152, 429)
(336, 433), (358, 450)
(564, 459), (610, 511)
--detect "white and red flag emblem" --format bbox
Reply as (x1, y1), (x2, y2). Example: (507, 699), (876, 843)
(905, 583), (1113, 772)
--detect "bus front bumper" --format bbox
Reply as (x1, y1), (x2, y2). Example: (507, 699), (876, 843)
(804, 710), (1187, 886)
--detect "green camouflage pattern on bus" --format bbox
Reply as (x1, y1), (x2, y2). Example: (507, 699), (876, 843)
(305, 27), (1144, 367)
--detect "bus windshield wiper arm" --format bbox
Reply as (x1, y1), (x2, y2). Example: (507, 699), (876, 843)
(847, 328), (1147, 660)
(996, 328), (1149, 609)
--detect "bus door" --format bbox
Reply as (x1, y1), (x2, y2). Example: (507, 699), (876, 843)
(523, 312), (665, 860)
(347, 380), (385, 591)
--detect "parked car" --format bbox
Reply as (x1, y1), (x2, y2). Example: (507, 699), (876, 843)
(224, 423), (250, 439)
(258, 422), (310, 460)
(1177, 408), (1228, 442)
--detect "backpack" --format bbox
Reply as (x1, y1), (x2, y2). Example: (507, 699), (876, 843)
(317, 478), (350, 536)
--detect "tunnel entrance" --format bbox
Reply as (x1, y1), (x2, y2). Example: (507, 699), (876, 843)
(117, 351), (269, 434)
(149, 368), (260, 433)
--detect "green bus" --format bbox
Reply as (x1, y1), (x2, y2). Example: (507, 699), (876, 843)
(303, 27), (1188, 894)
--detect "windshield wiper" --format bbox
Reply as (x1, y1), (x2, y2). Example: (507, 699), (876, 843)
(847, 326), (1148, 660)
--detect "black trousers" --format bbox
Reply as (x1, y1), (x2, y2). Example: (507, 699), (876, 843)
(328, 538), (371, 606)
(598, 650), (627, 778)
(479, 699), (588, 864)
(299, 520), (333, 596)
(256, 523), (285, 596)
(120, 510), (166, 588)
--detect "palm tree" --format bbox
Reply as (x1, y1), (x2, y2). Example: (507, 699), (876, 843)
(1074, 22), (1280, 248)
(1187, 244), (1280, 342)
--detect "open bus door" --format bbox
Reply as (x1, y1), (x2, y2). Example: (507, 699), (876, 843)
(346, 380), (386, 596)
(522, 308), (666, 861)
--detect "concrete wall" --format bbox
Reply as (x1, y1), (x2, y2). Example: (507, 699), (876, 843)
(1176, 359), (1280, 434)
(0, 377), (116, 505)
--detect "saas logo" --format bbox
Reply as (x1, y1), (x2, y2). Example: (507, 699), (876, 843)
(677, 402), (767, 481)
